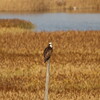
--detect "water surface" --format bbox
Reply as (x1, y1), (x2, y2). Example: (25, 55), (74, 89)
(0, 12), (100, 31)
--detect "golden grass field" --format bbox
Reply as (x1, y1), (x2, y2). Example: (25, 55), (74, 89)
(0, 0), (100, 12)
(0, 28), (100, 100)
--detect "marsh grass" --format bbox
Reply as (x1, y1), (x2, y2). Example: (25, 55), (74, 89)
(0, 27), (32, 34)
(0, 30), (100, 99)
(0, 19), (34, 29)
(0, 0), (100, 12)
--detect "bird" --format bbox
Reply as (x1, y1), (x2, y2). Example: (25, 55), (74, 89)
(43, 42), (53, 63)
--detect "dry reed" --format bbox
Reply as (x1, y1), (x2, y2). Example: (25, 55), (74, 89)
(0, 0), (100, 12)
(0, 30), (100, 100)
(0, 19), (34, 29)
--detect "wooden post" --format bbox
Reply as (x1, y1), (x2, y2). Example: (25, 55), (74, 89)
(44, 59), (50, 100)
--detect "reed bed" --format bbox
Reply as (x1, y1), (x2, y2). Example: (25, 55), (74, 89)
(0, 30), (100, 100)
(0, 19), (34, 29)
(0, 0), (100, 12)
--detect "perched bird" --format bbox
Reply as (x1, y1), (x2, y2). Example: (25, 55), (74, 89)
(43, 42), (53, 63)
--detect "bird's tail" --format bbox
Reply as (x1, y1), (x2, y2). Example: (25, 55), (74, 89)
(44, 57), (50, 63)
(44, 59), (46, 63)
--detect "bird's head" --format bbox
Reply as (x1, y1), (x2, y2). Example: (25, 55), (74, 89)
(49, 42), (53, 48)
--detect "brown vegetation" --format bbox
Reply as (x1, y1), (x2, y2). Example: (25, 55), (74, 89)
(0, 0), (100, 12)
(0, 19), (34, 29)
(0, 30), (100, 99)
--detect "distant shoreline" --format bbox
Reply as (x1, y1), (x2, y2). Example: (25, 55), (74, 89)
(0, 8), (99, 13)
(0, 0), (100, 12)
(0, 8), (100, 13)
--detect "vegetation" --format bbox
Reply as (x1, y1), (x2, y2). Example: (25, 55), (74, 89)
(0, 0), (100, 12)
(0, 19), (34, 29)
(0, 30), (100, 99)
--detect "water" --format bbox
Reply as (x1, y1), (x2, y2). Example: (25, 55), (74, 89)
(0, 12), (100, 31)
